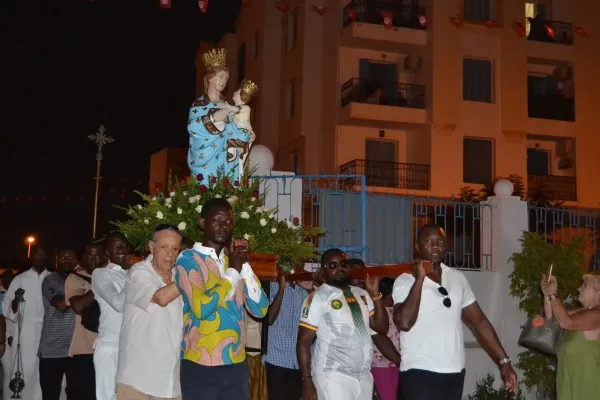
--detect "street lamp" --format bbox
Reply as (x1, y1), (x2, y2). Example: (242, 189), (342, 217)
(25, 236), (35, 258)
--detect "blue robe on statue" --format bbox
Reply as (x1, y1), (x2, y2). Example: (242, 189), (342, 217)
(187, 96), (252, 181)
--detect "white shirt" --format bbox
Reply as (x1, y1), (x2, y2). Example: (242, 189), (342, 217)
(392, 263), (476, 373)
(190, 243), (262, 302)
(2, 267), (50, 324)
(117, 256), (183, 398)
(299, 284), (375, 379)
(92, 263), (128, 348)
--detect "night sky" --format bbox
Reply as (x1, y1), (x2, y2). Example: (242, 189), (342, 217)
(2, 0), (240, 265)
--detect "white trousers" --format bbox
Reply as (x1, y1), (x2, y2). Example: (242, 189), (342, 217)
(94, 346), (119, 400)
(2, 321), (43, 400)
(314, 371), (373, 400)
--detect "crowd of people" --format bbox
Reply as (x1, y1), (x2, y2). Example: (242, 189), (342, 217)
(1, 196), (599, 400)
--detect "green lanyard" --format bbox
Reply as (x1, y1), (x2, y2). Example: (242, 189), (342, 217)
(342, 288), (369, 342)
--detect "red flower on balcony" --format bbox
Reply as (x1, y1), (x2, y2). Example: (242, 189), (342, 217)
(234, 180), (240, 186)
(199, 185), (208, 193)
(196, 173), (204, 182)
(243, 179), (250, 186)
(223, 178), (230, 186)
(293, 217), (300, 226)
(382, 12), (393, 30)
(253, 190), (259, 199)
(211, 176), (217, 184)
(347, 8), (357, 21)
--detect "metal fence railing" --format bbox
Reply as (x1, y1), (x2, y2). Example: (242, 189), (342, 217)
(341, 78), (426, 109)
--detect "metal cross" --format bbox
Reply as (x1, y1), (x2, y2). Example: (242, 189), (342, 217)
(88, 125), (114, 161)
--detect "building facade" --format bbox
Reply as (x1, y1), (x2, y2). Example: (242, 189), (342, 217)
(195, 0), (600, 208)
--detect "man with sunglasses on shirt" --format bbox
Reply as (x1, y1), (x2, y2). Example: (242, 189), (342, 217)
(392, 224), (517, 400)
(297, 248), (388, 400)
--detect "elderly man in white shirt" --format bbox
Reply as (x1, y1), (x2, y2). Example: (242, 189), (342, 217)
(92, 232), (131, 400)
(117, 224), (183, 400)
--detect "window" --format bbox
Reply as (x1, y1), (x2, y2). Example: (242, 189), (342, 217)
(464, 0), (492, 22)
(253, 31), (259, 58)
(463, 58), (493, 103)
(286, 80), (295, 120)
(525, 2), (549, 36)
(527, 148), (549, 176)
(463, 138), (493, 184)
(365, 139), (398, 187)
(238, 43), (246, 84)
(287, 10), (298, 52)
(291, 151), (299, 173)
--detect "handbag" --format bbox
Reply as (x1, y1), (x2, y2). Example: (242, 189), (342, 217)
(518, 316), (562, 356)
(70, 272), (101, 333)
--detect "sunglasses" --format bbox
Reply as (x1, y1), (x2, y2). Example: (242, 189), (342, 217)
(322, 260), (349, 270)
(438, 286), (452, 308)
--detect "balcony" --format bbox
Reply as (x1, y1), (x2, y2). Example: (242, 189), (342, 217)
(528, 94), (574, 122)
(339, 78), (427, 128)
(528, 175), (577, 201)
(527, 19), (573, 46)
(339, 159), (430, 190)
(340, 2), (427, 49)
(339, 78), (427, 127)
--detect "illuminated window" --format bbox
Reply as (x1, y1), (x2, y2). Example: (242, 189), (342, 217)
(525, 2), (549, 36)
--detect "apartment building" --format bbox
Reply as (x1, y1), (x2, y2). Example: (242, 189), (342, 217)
(197, 0), (600, 208)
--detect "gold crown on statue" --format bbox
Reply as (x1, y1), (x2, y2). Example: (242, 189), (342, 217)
(239, 79), (259, 103)
(203, 48), (227, 69)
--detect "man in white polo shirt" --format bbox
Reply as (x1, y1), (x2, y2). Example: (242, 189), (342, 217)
(392, 224), (517, 400)
(297, 248), (388, 400)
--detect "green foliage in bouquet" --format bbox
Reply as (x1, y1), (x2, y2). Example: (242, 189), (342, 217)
(112, 172), (325, 272)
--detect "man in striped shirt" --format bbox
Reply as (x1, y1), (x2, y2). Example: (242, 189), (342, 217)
(263, 273), (313, 400)
(39, 249), (77, 400)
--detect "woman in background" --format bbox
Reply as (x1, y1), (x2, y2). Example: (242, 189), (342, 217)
(540, 273), (600, 399)
(371, 277), (401, 400)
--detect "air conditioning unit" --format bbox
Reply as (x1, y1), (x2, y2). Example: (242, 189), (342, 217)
(555, 139), (574, 157)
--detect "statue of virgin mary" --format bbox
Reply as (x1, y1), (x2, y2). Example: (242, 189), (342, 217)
(187, 48), (253, 181)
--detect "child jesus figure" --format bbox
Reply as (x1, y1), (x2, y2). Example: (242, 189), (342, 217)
(227, 79), (258, 179)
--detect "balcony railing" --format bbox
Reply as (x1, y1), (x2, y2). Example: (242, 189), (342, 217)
(528, 94), (575, 121)
(528, 175), (577, 201)
(342, 1), (427, 30)
(527, 19), (573, 46)
(339, 159), (430, 190)
(341, 78), (425, 109)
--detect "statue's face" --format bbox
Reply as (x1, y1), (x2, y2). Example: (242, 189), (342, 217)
(209, 71), (229, 93)
(233, 89), (243, 105)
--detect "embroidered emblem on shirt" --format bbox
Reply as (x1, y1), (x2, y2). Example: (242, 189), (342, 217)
(331, 299), (343, 310)
(302, 306), (309, 318)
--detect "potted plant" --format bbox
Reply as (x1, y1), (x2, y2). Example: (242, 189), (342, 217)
(467, 373), (524, 400)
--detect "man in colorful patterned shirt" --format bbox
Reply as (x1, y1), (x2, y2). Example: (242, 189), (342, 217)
(175, 197), (269, 399)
